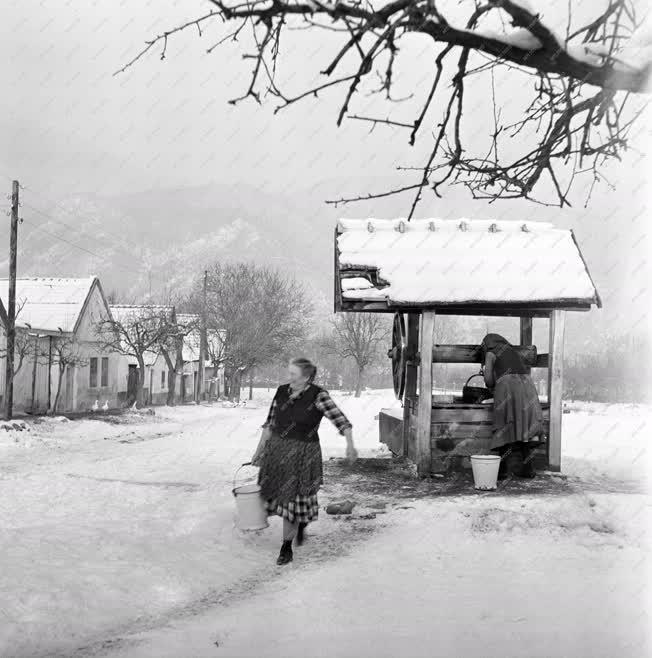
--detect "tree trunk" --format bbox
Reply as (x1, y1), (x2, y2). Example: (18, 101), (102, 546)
(212, 364), (220, 400)
(248, 369), (254, 401)
(136, 356), (146, 407)
(354, 365), (364, 398)
(232, 370), (242, 403)
(176, 337), (184, 404)
(224, 367), (233, 399)
(53, 364), (65, 413)
(161, 349), (176, 406)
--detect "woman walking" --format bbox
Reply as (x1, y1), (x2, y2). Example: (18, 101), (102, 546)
(481, 333), (544, 479)
(251, 357), (357, 565)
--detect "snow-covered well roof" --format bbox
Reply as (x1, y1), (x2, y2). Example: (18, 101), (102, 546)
(335, 219), (600, 312)
(0, 277), (98, 333)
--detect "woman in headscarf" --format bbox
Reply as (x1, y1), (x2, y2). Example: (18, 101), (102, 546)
(251, 357), (357, 565)
(480, 333), (544, 478)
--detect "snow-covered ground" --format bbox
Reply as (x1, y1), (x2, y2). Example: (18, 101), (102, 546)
(0, 389), (649, 658)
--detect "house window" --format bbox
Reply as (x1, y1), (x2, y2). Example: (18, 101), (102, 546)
(89, 358), (98, 388)
(161, 371), (166, 388)
(101, 357), (109, 388)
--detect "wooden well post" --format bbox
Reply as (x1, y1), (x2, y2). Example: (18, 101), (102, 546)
(402, 313), (419, 458)
(416, 311), (436, 476)
(520, 317), (533, 375)
(547, 310), (566, 471)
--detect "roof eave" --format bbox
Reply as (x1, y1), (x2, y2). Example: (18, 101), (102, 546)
(338, 298), (597, 316)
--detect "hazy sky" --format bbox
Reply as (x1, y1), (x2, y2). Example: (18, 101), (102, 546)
(0, 0), (650, 336)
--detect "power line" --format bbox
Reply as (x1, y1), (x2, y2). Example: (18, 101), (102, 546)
(20, 184), (137, 249)
(18, 197), (163, 283)
(0, 168), (159, 278)
(20, 217), (104, 260)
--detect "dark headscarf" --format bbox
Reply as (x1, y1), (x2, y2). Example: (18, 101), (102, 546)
(480, 333), (512, 360)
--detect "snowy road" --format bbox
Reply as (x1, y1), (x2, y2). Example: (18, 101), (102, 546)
(0, 392), (650, 658)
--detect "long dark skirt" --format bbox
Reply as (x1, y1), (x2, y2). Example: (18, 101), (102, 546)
(258, 433), (323, 524)
(490, 373), (544, 450)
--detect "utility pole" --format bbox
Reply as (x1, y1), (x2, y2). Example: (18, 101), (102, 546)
(196, 269), (208, 402)
(4, 180), (19, 421)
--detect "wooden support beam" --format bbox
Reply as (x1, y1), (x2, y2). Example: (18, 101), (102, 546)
(403, 313), (419, 458)
(333, 227), (342, 313)
(548, 310), (566, 472)
(520, 317), (533, 374)
(416, 311), (436, 476)
(432, 344), (539, 365)
(338, 299), (593, 316)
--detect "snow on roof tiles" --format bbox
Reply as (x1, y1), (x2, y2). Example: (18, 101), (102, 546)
(336, 219), (600, 307)
(109, 305), (174, 324)
(0, 277), (96, 333)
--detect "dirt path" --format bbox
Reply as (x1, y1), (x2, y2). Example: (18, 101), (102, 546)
(68, 456), (646, 658)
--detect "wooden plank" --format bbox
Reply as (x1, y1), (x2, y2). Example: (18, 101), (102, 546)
(431, 421), (551, 441)
(431, 423), (494, 441)
(379, 410), (404, 456)
(548, 310), (566, 472)
(416, 311), (436, 476)
(432, 344), (537, 365)
(535, 354), (549, 369)
(520, 317), (533, 375)
(338, 299), (593, 316)
(333, 226), (342, 313)
(431, 405), (550, 424)
(403, 313), (419, 457)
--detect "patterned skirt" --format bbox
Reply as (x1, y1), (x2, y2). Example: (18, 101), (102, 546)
(490, 374), (545, 450)
(258, 433), (323, 524)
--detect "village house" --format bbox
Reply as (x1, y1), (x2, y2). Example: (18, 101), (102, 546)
(176, 313), (225, 400)
(0, 277), (120, 413)
(108, 304), (176, 406)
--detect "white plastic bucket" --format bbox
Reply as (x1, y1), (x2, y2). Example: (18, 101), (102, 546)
(470, 455), (501, 490)
(233, 483), (269, 530)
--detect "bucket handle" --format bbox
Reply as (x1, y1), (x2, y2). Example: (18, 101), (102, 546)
(464, 372), (485, 387)
(232, 462), (256, 496)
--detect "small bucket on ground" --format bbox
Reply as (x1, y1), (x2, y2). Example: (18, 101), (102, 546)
(470, 455), (501, 490)
(232, 462), (269, 531)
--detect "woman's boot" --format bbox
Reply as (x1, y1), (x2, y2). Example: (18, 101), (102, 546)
(276, 540), (293, 565)
(519, 445), (537, 478)
(296, 522), (307, 546)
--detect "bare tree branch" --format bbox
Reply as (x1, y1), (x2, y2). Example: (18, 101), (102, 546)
(118, 0), (651, 208)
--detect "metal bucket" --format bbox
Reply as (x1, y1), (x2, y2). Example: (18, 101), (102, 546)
(470, 454), (501, 490)
(232, 463), (269, 531)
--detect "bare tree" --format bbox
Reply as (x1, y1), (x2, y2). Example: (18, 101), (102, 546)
(329, 313), (391, 397)
(195, 264), (312, 401)
(97, 305), (174, 407)
(205, 327), (227, 398)
(0, 301), (37, 382)
(156, 310), (198, 406)
(48, 333), (89, 414)
(118, 1), (650, 210)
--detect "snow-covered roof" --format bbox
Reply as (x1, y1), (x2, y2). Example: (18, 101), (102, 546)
(335, 219), (600, 310)
(109, 305), (174, 324)
(0, 277), (98, 333)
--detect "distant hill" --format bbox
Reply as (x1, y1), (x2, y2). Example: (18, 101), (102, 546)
(3, 176), (647, 354)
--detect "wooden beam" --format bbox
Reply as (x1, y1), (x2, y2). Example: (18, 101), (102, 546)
(548, 310), (566, 472)
(416, 311), (436, 476)
(333, 227), (342, 313)
(403, 313), (419, 458)
(338, 300), (592, 316)
(432, 344), (538, 365)
(520, 317), (533, 374)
